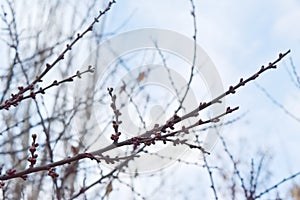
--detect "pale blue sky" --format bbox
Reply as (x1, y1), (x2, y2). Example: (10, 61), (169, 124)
(1, 0), (299, 199)
(102, 0), (300, 198)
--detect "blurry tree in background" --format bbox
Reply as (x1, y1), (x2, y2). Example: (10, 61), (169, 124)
(0, 0), (299, 199)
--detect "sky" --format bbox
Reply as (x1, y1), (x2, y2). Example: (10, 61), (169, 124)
(1, 0), (300, 199)
(103, 1), (300, 146)
(101, 0), (300, 198)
